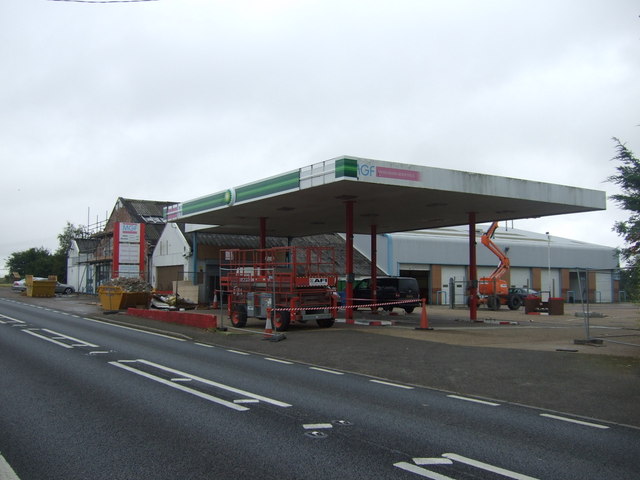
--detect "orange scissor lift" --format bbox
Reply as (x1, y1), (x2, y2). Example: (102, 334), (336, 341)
(220, 246), (339, 331)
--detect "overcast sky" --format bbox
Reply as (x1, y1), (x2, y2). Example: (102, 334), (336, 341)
(2, 0), (638, 276)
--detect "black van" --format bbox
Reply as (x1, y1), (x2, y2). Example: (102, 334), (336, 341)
(352, 276), (421, 313)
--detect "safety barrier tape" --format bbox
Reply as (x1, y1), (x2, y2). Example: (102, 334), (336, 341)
(268, 298), (422, 313)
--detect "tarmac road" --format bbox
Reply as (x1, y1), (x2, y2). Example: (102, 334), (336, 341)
(2, 287), (639, 429)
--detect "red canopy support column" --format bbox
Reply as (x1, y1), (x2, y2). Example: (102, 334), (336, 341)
(345, 201), (355, 323)
(469, 212), (478, 321)
(259, 217), (267, 249)
(370, 224), (377, 309)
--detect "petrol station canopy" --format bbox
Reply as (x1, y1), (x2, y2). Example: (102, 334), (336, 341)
(165, 156), (606, 236)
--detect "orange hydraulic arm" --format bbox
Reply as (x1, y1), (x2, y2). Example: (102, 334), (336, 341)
(480, 222), (510, 280)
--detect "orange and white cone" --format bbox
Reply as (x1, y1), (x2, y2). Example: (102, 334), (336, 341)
(212, 292), (219, 309)
(415, 299), (433, 330)
(264, 313), (273, 339)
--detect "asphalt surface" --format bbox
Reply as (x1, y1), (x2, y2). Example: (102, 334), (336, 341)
(3, 287), (639, 429)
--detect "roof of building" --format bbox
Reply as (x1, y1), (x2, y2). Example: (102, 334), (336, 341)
(114, 197), (177, 244)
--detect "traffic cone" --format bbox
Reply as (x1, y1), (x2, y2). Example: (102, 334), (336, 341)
(212, 291), (219, 309)
(263, 310), (286, 342)
(264, 311), (273, 339)
(415, 299), (433, 330)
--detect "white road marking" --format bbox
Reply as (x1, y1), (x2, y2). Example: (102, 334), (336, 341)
(393, 462), (455, 479)
(413, 458), (453, 466)
(82, 317), (187, 341)
(264, 357), (293, 365)
(303, 423), (333, 430)
(310, 367), (343, 375)
(234, 399), (260, 404)
(447, 395), (500, 406)
(442, 453), (540, 480)
(0, 453), (21, 480)
(540, 413), (609, 429)
(22, 329), (73, 349)
(129, 359), (292, 408)
(195, 342), (215, 348)
(109, 361), (249, 412)
(0, 314), (26, 324)
(226, 349), (250, 355)
(370, 379), (414, 389)
(89, 351), (111, 355)
(42, 329), (99, 347)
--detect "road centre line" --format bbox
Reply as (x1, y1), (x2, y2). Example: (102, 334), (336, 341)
(130, 359), (292, 408)
(0, 314), (26, 324)
(310, 367), (344, 375)
(42, 328), (99, 347)
(226, 349), (250, 355)
(370, 379), (414, 390)
(195, 342), (215, 348)
(303, 423), (333, 430)
(109, 361), (249, 412)
(442, 453), (540, 480)
(447, 395), (500, 406)
(540, 413), (609, 429)
(22, 329), (73, 349)
(413, 458), (453, 466)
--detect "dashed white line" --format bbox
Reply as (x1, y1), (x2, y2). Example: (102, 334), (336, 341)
(226, 349), (250, 356)
(370, 379), (414, 390)
(540, 413), (609, 429)
(264, 357), (293, 365)
(195, 342), (215, 348)
(310, 366), (344, 375)
(447, 395), (500, 406)
(303, 423), (333, 430)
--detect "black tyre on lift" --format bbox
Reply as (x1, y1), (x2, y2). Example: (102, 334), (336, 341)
(487, 295), (501, 311)
(507, 294), (523, 310)
(273, 310), (291, 332)
(231, 304), (247, 328)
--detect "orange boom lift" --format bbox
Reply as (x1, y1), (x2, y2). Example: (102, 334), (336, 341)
(474, 222), (523, 311)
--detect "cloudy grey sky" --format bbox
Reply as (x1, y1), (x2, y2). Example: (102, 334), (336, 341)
(2, 0), (638, 275)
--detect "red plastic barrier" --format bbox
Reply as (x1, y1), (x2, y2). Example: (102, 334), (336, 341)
(126, 308), (217, 329)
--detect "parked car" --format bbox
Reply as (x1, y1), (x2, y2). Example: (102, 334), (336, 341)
(509, 287), (540, 301)
(352, 276), (421, 313)
(11, 279), (75, 294)
(55, 282), (75, 294)
(12, 278), (45, 292)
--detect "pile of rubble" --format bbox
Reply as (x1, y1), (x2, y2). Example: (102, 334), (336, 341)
(103, 277), (153, 293)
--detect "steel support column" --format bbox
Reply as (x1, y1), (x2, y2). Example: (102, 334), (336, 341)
(259, 217), (267, 249)
(370, 224), (377, 308)
(345, 201), (355, 323)
(469, 212), (478, 321)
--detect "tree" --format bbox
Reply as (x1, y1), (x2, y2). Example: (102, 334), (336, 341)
(56, 222), (86, 257)
(5, 247), (56, 279)
(607, 137), (640, 300)
(4, 223), (85, 282)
